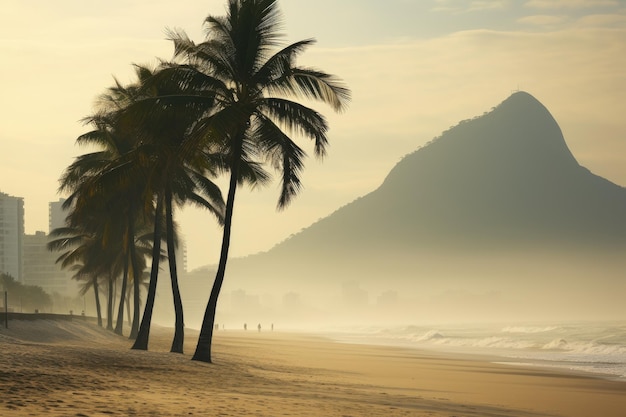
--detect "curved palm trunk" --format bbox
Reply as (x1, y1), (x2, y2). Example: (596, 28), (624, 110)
(93, 276), (102, 327)
(193, 164), (239, 363)
(129, 212), (141, 340)
(126, 290), (131, 325)
(114, 248), (130, 335)
(165, 186), (185, 353)
(132, 196), (164, 350)
(106, 272), (114, 330)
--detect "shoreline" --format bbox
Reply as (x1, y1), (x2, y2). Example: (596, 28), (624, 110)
(311, 323), (626, 383)
(216, 330), (626, 416)
(326, 334), (626, 383)
(1, 320), (625, 416)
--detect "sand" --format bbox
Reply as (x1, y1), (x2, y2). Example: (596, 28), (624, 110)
(0, 319), (625, 416)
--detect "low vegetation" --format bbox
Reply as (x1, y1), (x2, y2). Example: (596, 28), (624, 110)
(0, 273), (53, 313)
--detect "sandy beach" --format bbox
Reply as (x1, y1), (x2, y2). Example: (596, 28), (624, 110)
(0, 319), (625, 416)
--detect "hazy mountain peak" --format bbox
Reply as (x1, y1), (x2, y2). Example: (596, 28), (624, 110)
(488, 90), (577, 164)
(382, 91), (579, 191)
(187, 91), (626, 325)
(270, 91), (626, 255)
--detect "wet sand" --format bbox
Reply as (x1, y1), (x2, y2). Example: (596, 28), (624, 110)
(0, 319), (624, 416)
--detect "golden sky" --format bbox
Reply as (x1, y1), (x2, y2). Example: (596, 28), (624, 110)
(1, 0), (625, 269)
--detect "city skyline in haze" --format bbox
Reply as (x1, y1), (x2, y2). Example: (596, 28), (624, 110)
(2, 0), (625, 270)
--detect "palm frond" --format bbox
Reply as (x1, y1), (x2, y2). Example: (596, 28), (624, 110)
(254, 39), (315, 85)
(268, 67), (351, 112)
(253, 116), (305, 208)
(257, 97), (329, 158)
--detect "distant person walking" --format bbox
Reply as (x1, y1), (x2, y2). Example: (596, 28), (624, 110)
(244, 323), (247, 331)
(257, 323), (261, 332)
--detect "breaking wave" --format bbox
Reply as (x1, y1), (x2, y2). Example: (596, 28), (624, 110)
(327, 321), (626, 379)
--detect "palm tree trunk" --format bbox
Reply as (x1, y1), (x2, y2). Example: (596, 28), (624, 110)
(132, 196), (164, 350)
(114, 279), (117, 308)
(129, 211), (141, 340)
(93, 276), (102, 327)
(165, 186), (185, 353)
(114, 250), (130, 335)
(192, 163), (239, 363)
(106, 272), (114, 330)
(126, 290), (131, 325)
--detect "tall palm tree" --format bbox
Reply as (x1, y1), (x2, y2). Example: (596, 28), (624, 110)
(61, 140), (149, 338)
(59, 155), (153, 337)
(114, 249), (131, 335)
(114, 218), (154, 335)
(91, 76), (155, 339)
(124, 64), (226, 353)
(60, 70), (161, 339)
(157, 0), (350, 362)
(58, 61), (222, 349)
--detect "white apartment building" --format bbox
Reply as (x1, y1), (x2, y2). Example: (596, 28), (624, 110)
(49, 197), (68, 233)
(0, 191), (24, 281)
(22, 231), (75, 295)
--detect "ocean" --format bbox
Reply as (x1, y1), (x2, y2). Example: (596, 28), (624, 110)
(322, 321), (626, 380)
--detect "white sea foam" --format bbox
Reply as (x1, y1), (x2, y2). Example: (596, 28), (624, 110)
(325, 321), (626, 379)
(542, 338), (569, 350)
(415, 330), (445, 341)
(502, 326), (558, 334)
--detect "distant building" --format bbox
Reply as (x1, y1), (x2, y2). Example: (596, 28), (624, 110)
(22, 231), (75, 295)
(0, 191), (24, 281)
(161, 235), (188, 275)
(49, 198), (68, 233)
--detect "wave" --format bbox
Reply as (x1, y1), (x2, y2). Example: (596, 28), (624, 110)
(408, 332), (626, 356)
(326, 322), (626, 378)
(542, 338), (569, 350)
(501, 326), (558, 334)
(415, 330), (445, 341)
(415, 334), (536, 350)
(541, 339), (626, 355)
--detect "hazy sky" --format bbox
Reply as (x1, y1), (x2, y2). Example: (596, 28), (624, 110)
(1, 0), (625, 270)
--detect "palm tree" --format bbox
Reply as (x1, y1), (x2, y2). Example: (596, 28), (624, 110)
(57, 61), (223, 349)
(47, 237), (103, 326)
(157, 0), (350, 362)
(61, 140), (148, 338)
(70, 263), (104, 327)
(114, 249), (131, 335)
(123, 64), (226, 353)
(114, 217), (154, 335)
(57, 162), (154, 336)
(90, 76), (156, 339)
(161, 168), (225, 353)
(60, 70), (163, 339)
(48, 226), (118, 328)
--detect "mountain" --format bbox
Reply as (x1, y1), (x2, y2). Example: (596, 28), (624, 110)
(266, 91), (626, 254)
(182, 92), (626, 325)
